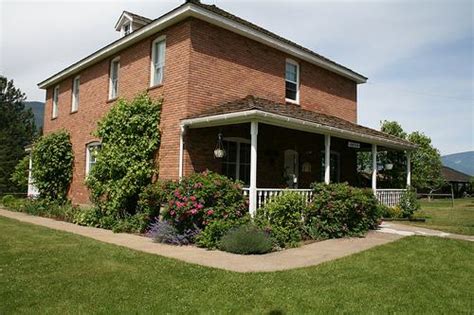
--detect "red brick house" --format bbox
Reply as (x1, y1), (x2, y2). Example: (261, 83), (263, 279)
(36, 0), (415, 213)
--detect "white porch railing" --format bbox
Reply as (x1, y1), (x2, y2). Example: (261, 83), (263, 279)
(242, 188), (313, 208)
(375, 189), (406, 207)
(243, 187), (406, 209)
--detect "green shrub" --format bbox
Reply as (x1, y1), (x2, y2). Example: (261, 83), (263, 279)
(162, 171), (248, 234)
(137, 180), (177, 219)
(219, 224), (273, 255)
(10, 156), (29, 192)
(85, 94), (162, 232)
(381, 205), (403, 219)
(255, 192), (307, 248)
(195, 219), (248, 249)
(399, 187), (420, 218)
(1, 194), (16, 207)
(2, 197), (78, 222)
(31, 130), (74, 202)
(305, 183), (382, 239)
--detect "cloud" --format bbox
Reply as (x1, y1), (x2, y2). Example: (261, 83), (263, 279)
(1, 0), (472, 155)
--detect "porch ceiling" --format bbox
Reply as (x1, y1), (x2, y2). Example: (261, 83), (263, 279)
(181, 96), (417, 151)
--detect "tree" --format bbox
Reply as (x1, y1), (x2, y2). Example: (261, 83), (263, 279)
(357, 120), (445, 192)
(407, 131), (445, 194)
(0, 76), (36, 194)
(379, 120), (408, 188)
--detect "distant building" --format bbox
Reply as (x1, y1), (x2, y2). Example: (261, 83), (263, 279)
(441, 166), (472, 197)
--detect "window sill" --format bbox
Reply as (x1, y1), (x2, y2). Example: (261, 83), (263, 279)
(70, 110), (78, 115)
(51, 116), (58, 120)
(106, 97), (118, 104)
(147, 84), (163, 91)
(285, 98), (300, 105)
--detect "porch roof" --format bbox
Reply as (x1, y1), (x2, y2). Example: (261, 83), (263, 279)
(181, 96), (417, 151)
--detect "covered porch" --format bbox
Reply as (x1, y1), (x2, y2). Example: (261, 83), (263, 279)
(180, 96), (417, 215)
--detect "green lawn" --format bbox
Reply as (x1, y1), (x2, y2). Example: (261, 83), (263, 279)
(408, 198), (474, 235)
(0, 217), (473, 314)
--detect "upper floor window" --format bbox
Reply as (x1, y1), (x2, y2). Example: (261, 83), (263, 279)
(150, 37), (166, 87)
(285, 59), (299, 103)
(71, 76), (80, 112)
(52, 85), (59, 119)
(109, 57), (120, 100)
(85, 142), (102, 176)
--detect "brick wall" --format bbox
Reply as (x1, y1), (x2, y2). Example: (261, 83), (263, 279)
(43, 20), (193, 204)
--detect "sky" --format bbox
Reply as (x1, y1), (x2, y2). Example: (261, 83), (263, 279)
(1, 0), (472, 155)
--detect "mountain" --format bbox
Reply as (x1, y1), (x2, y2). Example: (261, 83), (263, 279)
(24, 101), (45, 132)
(442, 151), (474, 176)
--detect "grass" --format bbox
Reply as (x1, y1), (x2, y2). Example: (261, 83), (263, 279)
(1, 216), (473, 314)
(407, 198), (474, 235)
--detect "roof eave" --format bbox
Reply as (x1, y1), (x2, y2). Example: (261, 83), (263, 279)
(38, 2), (367, 89)
(181, 109), (416, 151)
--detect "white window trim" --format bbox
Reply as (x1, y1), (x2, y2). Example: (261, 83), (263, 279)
(109, 57), (120, 100)
(85, 142), (101, 176)
(71, 75), (80, 112)
(52, 85), (59, 119)
(285, 58), (300, 105)
(150, 35), (166, 87)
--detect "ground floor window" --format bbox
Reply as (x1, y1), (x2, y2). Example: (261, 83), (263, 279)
(321, 151), (340, 183)
(222, 139), (250, 186)
(86, 142), (102, 176)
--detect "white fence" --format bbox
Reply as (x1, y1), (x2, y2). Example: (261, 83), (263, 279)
(243, 187), (406, 209)
(375, 189), (406, 207)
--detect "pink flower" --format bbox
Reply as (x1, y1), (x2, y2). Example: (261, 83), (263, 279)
(196, 203), (204, 209)
(169, 210), (176, 217)
(193, 182), (203, 189)
(190, 209), (198, 215)
(190, 196), (197, 201)
(206, 210), (214, 216)
(174, 190), (181, 198)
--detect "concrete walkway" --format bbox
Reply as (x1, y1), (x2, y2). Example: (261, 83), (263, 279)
(379, 221), (474, 242)
(1, 208), (470, 272)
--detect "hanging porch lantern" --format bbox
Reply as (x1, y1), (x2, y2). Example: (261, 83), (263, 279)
(214, 133), (226, 159)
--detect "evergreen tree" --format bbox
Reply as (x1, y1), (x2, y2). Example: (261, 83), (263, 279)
(0, 76), (36, 194)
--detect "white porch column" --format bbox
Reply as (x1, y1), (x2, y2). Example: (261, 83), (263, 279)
(372, 144), (377, 193)
(324, 134), (331, 184)
(178, 125), (185, 179)
(249, 120), (258, 217)
(406, 151), (411, 187)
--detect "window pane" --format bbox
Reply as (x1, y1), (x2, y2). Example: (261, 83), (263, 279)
(239, 164), (250, 186)
(153, 40), (165, 85)
(285, 81), (297, 100)
(240, 143), (250, 164)
(285, 63), (297, 82)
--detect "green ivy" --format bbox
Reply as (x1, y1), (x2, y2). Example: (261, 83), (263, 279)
(10, 155), (29, 192)
(31, 130), (74, 202)
(86, 94), (162, 227)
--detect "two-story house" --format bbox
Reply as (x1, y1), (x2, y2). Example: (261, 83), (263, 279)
(37, 0), (416, 213)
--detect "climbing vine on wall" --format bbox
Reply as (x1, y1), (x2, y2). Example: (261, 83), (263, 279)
(32, 130), (74, 202)
(86, 93), (162, 228)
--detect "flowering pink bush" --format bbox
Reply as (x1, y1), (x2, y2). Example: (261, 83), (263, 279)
(162, 171), (248, 234)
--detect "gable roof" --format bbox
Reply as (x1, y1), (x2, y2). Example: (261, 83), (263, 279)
(182, 95), (417, 150)
(114, 10), (152, 31)
(38, 1), (367, 89)
(442, 166), (472, 183)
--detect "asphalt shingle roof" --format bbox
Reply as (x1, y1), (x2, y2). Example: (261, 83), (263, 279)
(186, 95), (416, 149)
